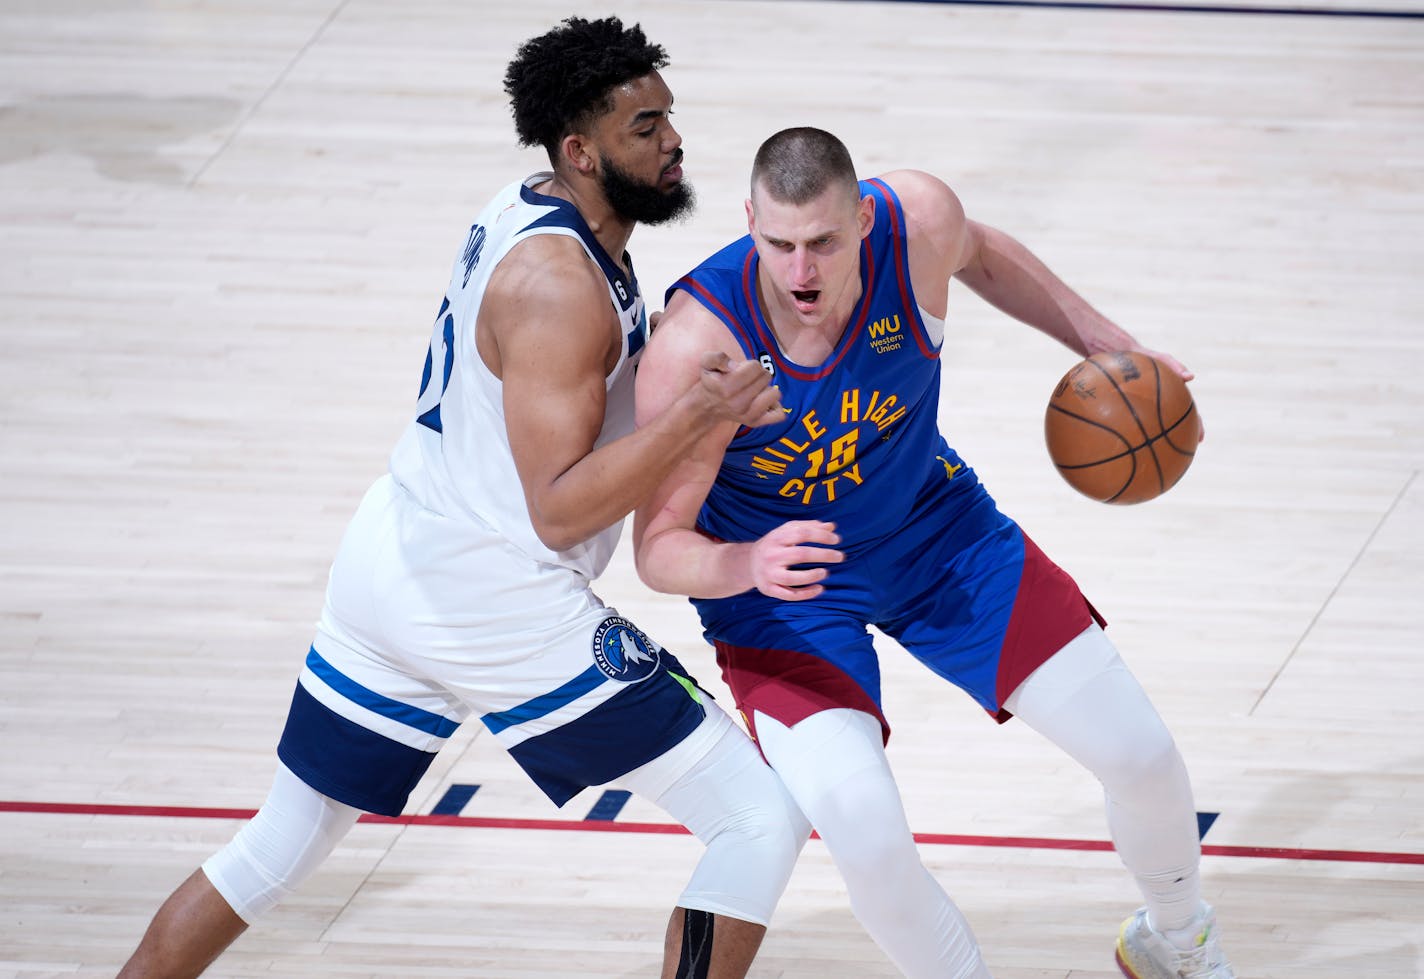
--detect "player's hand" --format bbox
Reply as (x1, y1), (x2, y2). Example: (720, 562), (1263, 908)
(748, 520), (844, 601)
(1132, 346), (1205, 441)
(1134, 346), (1193, 383)
(697, 351), (783, 428)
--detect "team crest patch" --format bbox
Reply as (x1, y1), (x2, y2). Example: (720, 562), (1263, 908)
(592, 617), (662, 683)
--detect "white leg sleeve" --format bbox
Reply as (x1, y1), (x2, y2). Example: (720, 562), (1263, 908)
(754, 709), (991, 979)
(617, 706), (811, 927)
(1004, 623), (1204, 933)
(202, 762), (363, 924)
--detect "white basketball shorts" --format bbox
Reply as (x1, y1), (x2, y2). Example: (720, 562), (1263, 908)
(276, 475), (712, 815)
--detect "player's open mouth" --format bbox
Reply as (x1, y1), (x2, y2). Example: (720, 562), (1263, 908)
(792, 290), (819, 305)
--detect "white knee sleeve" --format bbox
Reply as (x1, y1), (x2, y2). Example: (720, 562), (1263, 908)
(1005, 624), (1203, 931)
(755, 710), (990, 979)
(619, 707), (810, 926)
(202, 762), (362, 923)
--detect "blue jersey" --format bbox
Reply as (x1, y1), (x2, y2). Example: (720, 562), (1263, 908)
(669, 178), (959, 554)
(668, 178), (1097, 723)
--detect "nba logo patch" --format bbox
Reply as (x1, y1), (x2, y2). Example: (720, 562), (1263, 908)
(592, 617), (661, 683)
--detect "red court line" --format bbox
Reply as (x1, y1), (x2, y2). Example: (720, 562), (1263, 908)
(5, 800), (1422, 866)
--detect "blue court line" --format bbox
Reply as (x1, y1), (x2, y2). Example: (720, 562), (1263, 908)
(819, 0), (1424, 19)
(585, 790), (632, 822)
(431, 784), (480, 816)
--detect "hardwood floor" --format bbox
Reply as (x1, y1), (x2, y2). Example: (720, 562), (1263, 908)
(1, 0), (1420, 975)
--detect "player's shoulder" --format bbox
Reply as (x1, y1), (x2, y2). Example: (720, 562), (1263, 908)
(872, 170), (966, 228)
(870, 170), (970, 270)
(642, 290), (737, 383)
(652, 289), (738, 354)
(490, 231), (605, 308)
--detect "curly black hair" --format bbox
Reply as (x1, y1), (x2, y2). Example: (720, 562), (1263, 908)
(503, 16), (669, 160)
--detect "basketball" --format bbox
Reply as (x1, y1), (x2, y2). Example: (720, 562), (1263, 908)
(1044, 350), (1201, 504)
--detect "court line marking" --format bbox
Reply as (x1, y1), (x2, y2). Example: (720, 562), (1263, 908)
(5, 800), (1420, 866)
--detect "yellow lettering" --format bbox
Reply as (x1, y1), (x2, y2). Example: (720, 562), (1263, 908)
(840, 388), (860, 424)
(868, 315), (902, 338)
(827, 430), (858, 473)
(804, 447), (825, 479)
(868, 394), (900, 427)
(777, 463), (867, 505)
(874, 406), (907, 432)
(764, 446), (796, 463)
(751, 456), (788, 476)
(778, 435), (811, 454)
(802, 410), (826, 441)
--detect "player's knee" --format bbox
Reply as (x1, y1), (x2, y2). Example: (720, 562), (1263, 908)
(810, 787), (921, 897)
(1099, 723), (1188, 801)
(203, 828), (294, 922)
(838, 824), (922, 895)
(684, 795), (807, 926)
(202, 766), (361, 923)
(720, 793), (809, 877)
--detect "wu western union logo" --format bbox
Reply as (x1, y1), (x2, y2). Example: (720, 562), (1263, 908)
(868, 314), (903, 354)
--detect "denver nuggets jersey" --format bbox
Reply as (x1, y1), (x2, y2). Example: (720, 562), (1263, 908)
(389, 173), (648, 579)
(669, 178), (953, 553)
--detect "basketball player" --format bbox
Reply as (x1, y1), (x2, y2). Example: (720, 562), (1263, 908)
(633, 127), (1236, 979)
(118, 19), (810, 978)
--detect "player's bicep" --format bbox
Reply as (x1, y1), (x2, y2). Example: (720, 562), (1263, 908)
(634, 290), (722, 427)
(633, 292), (740, 538)
(487, 257), (612, 497)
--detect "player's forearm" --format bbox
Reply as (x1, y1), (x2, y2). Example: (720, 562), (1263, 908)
(635, 526), (752, 600)
(527, 389), (723, 553)
(964, 224), (1137, 356)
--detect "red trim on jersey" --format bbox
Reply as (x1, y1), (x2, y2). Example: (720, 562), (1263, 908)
(714, 641), (891, 749)
(992, 532), (1106, 719)
(675, 276), (758, 358)
(739, 239), (877, 382)
(866, 177), (939, 360)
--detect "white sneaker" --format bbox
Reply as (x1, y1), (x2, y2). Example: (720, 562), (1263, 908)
(1115, 904), (1236, 979)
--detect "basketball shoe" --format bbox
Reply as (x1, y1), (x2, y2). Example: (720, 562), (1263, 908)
(1115, 903), (1235, 978)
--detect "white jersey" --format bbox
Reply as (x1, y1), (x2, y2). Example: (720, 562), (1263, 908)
(388, 173), (648, 581)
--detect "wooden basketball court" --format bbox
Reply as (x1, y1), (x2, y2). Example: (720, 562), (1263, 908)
(2, 0), (1421, 976)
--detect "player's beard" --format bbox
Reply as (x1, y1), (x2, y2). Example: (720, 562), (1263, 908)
(600, 151), (694, 225)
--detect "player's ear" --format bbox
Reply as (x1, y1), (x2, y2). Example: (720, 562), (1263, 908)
(562, 133), (596, 175)
(857, 193), (875, 239)
(744, 197), (756, 236)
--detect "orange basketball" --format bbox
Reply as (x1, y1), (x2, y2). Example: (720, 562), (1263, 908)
(1044, 351), (1200, 504)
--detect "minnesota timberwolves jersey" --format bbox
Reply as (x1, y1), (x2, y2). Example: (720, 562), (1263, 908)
(668, 178), (956, 553)
(389, 173), (648, 579)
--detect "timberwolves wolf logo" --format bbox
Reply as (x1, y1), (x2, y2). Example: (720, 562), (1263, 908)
(461, 223), (487, 287)
(592, 617), (661, 683)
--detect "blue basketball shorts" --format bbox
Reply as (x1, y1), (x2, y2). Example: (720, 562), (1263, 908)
(694, 467), (1099, 742)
